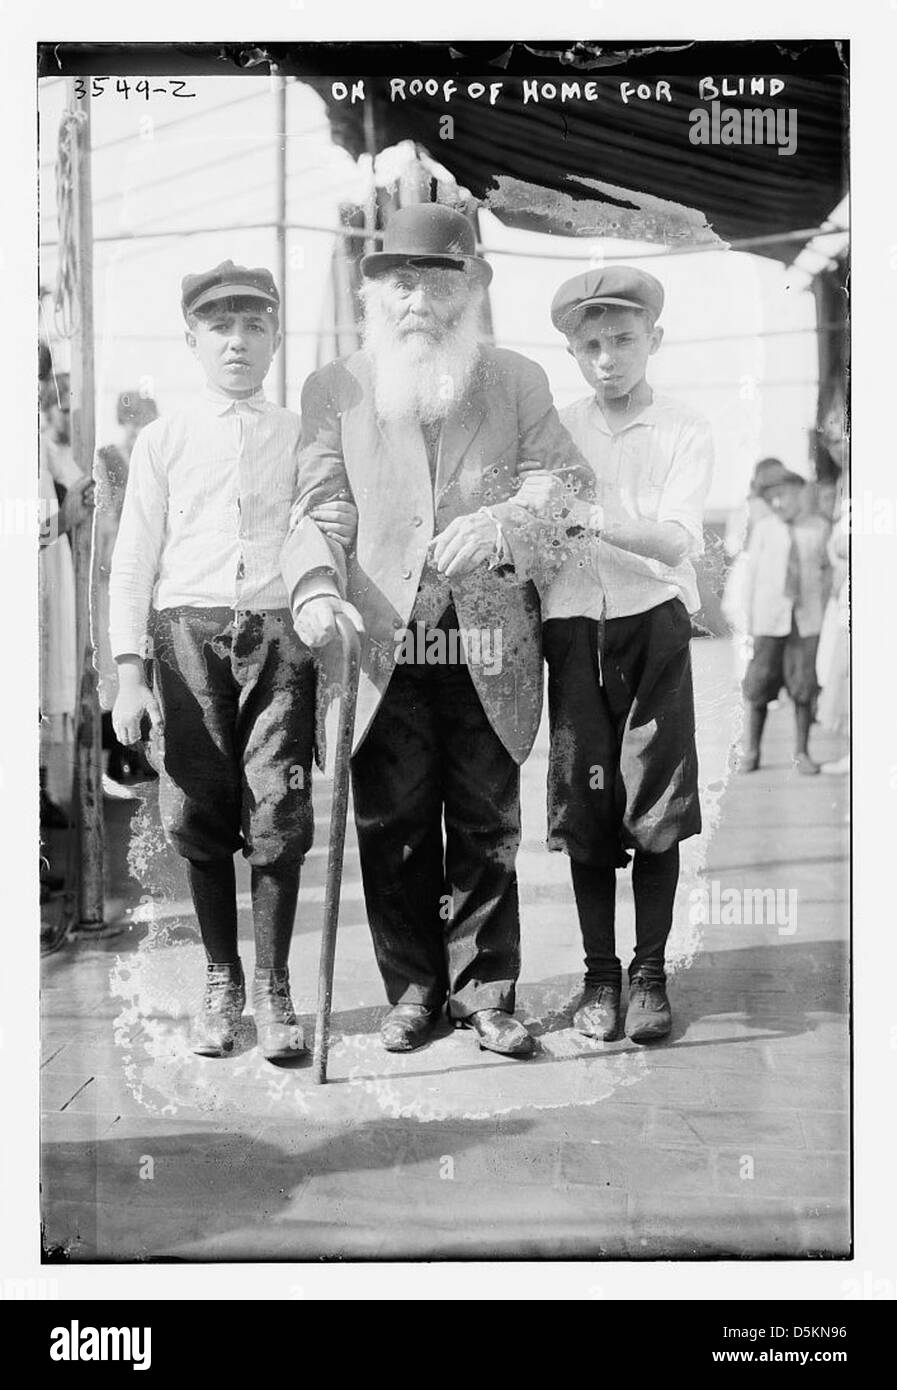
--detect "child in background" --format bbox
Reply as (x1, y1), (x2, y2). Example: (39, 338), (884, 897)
(722, 457), (789, 683)
(740, 462), (831, 774)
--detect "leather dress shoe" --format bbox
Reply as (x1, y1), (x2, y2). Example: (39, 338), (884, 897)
(625, 973), (672, 1043)
(573, 982), (622, 1040)
(460, 1009), (536, 1058)
(192, 961), (246, 1057)
(253, 968), (306, 1060)
(380, 1003), (440, 1053)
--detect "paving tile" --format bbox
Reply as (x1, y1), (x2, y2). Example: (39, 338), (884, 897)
(610, 1065), (714, 1108)
(399, 1136), (561, 1187)
(40, 1072), (97, 1112)
(798, 1111), (850, 1152)
(40, 1039), (134, 1076)
(40, 1111), (121, 1143)
(623, 1038), (776, 1074)
(497, 1101), (650, 1146)
(713, 1147), (850, 1201)
(706, 1067), (848, 1113)
(52, 1074), (171, 1118)
(647, 1106), (806, 1150)
(561, 1140), (714, 1196)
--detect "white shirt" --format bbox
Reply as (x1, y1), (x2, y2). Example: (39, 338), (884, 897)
(542, 393), (714, 620)
(743, 511), (831, 638)
(108, 386), (300, 658)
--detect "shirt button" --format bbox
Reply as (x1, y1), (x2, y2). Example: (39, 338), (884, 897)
(402, 567), (412, 581)
(236, 559), (246, 580)
(411, 516), (423, 527)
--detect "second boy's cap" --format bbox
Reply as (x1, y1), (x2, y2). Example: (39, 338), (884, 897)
(755, 461), (807, 495)
(551, 266), (665, 333)
(181, 260), (280, 319)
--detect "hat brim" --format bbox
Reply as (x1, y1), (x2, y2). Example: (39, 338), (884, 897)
(758, 474), (807, 495)
(185, 283), (279, 314)
(360, 252), (493, 286)
(555, 294), (658, 329)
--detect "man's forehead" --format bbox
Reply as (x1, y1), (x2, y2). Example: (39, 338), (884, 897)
(384, 262), (469, 284)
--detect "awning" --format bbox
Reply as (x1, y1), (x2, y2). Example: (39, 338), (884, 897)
(41, 40), (848, 261)
(302, 40), (848, 261)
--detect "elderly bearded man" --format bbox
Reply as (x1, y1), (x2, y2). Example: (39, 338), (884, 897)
(283, 204), (591, 1057)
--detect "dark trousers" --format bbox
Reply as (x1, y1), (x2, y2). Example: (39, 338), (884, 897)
(150, 607), (315, 868)
(351, 636), (522, 1019)
(544, 600), (701, 982)
(543, 599), (701, 869)
(743, 613), (820, 706)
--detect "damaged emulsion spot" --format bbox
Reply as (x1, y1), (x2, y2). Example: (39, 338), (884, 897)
(485, 175), (724, 251)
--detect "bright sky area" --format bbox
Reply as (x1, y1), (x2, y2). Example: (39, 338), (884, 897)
(39, 74), (847, 520)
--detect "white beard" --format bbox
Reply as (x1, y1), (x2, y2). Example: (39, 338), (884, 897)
(360, 278), (485, 424)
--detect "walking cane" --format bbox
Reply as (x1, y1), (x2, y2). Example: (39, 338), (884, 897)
(313, 611), (362, 1084)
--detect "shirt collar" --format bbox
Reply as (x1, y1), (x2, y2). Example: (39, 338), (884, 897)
(588, 393), (660, 435)
(201, 384), (268, 415)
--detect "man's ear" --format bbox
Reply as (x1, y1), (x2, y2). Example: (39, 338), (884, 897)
(273, 329), (283, 355)
(184, 328), (198, 354)
(649, 324), (664, 355)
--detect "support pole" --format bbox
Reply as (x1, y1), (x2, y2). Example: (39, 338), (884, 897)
(362, 98), (378, 256)
(67, 79), (105, 933)
(275, 75), (288, 407)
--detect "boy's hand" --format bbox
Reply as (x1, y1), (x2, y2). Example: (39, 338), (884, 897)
(513, 470), (573, 517)
(294, 596), (364, 649)
(112, 679), (163, 747)
(59, 476), (96, 535)
(308, 499), (358, 549)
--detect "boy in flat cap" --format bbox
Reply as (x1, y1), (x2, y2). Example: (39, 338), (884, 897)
(109, 261), (355, 1061)
(739, 461), (831, 773)
(514, 266), (713, 1043)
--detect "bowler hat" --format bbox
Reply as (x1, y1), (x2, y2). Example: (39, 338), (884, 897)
(181, 260), (280, 319)
(551, 266), (664, 333)
(360, 204), (492, 285)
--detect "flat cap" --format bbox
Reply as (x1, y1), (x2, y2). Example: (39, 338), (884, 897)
(755, 461), (807, 495)
(551, 266), (664, 333)
(181, 260), (279, 318)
